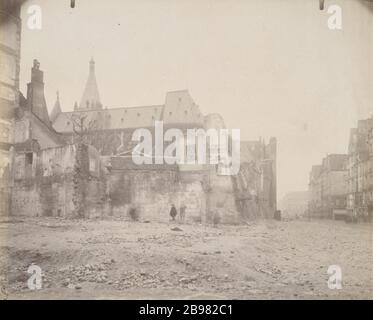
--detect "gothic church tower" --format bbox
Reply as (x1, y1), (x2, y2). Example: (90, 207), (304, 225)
(77, 58), (102, 110)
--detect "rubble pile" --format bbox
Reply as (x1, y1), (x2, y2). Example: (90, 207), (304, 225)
(58, 259), (115, 289)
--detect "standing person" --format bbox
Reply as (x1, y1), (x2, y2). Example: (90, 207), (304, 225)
(170, 204), (177, 221)
(180, 204), (186, 221)
(213, 210), (221, 227)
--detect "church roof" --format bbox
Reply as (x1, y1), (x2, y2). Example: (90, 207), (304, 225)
(51, 60), (203, 132)
(52, 90), (204, 133)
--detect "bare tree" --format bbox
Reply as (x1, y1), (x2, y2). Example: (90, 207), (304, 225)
(68, 113), (98, 144)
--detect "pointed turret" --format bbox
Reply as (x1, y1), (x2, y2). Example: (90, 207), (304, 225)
(78, 58), (102, 110)
(50, 91), (62, 123)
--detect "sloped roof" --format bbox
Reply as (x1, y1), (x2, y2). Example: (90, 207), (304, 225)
(52, 90), (204, 133)
(162, 90), (203, 125)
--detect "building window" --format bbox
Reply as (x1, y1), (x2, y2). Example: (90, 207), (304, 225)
(67, 121), (70, 126)
(121, 118), (124, 122)
(26, 153), (33, 165)
(169, 112), (172, 116)
(137, 113), (140, 117)
(184, 110), (188, 115)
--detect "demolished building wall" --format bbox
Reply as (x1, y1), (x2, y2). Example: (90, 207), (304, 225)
(107, 158), (207, 222)
(11, 143), (106, 218)
(0, 0), (22, 216)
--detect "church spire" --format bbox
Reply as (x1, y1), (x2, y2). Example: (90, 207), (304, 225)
(50, 90), (62, 123)
(90, 57), (95, 73)
(78, 58), (102, 110)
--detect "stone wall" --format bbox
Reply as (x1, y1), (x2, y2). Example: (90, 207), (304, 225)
(207, 168), (239, 224)
(232, 138), (277, 220)
(11, 143), (106, 218)
(0, 0), (22, 216)
(107, 158), (207, 222)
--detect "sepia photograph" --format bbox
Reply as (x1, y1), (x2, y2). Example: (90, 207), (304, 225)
(0, 0), (372, 305)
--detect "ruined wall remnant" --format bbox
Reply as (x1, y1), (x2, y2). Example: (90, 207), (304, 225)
(11, 143), (106, 218)
(232, 138), (277, 220)
(107, 157), (208, 222)
(0, 0), (22, 216)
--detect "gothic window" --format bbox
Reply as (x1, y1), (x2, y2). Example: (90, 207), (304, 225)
(169, 112), (172, 116)
(26, 153), (33, 165)
(86, 100), (89, 108)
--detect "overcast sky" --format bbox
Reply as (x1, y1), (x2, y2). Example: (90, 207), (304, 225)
(19, 0), (373, 199)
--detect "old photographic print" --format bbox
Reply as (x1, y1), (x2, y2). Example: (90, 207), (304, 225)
(0, 0), (372, 304)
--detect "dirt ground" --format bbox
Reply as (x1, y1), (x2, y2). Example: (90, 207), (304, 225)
(0, 216), (372, 300)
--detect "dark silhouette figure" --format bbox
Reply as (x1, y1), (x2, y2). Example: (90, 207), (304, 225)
(180, 204), (186, 221)
(170, 204), (177, 221)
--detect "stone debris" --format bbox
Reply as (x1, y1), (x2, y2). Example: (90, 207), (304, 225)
(3, 218), (372, 299)
(171, 227), (183, 232)
(58, 260), (116, 287)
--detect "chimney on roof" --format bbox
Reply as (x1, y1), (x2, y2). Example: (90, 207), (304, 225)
(27, 59), (52, 126)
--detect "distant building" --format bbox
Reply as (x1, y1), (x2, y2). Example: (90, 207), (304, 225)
(346, 117), (373, 219)
(308, 165), (322, 217)
(308, 154), (348, 218)
(278, 191), (308, 219)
